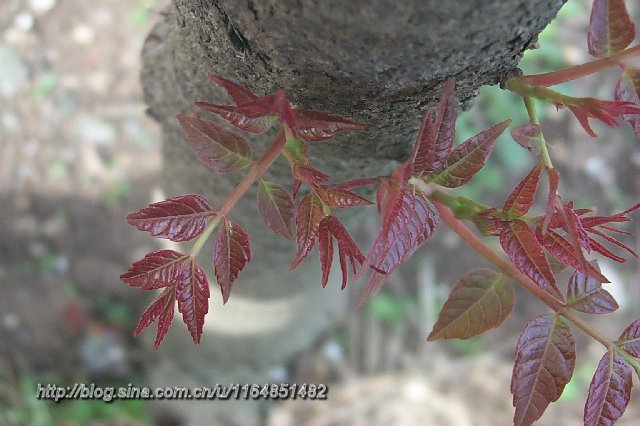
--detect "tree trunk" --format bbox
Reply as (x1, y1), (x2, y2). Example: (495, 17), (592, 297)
(140, 0), (565, 421)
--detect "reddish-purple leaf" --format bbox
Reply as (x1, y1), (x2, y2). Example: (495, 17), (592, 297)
(361, 189), (439, 298)
(589, 227), (638, 258)
(567, 266), (618, 314)
(503, 163), (543, 218)
(126, 195), (216, 242)
(412, 78), (456, 175)
(561, 201), (592, 253)
(511, 123), (542, 154)
(562, 98), (640, 137)
(430, 120), (511, 188)
(214, 218), (251, 304)
(208, 74), (258, 105)
(316, 186), (373, 208)
(614, 68), (640, 138)
(121, 250), (190, 290)
(290, 192), (324, 269)
(588, 0), (636, 58)
(257, 180), (294, 240)
(542, 167), (559, 234)
(333, 177), (378, 191)
(195, 102), (277, 133)
(512, 315), (576, 426)
(500, 220), (563, 300)
(177, 114), (252, 172)
(292, 163), (329, 188)
(427, 269), (514, 340)
(588, 237), (628, 263)
(294, 109), (366, 141)
(536, 228), (609, 283)
(134, 286), (176, 349)
(176, 260), (210, 344)
(322, 215), (365, 289)
(584, 352), (633, 426)
(617, 318), (640, 358)
(318, 217), (334, 288)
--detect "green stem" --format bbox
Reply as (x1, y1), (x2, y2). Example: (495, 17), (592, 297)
(522, 96), (553, 169)
(514, 44), (640, 87)
(190, 127), (287, 258)
(434, 202), (615, 350)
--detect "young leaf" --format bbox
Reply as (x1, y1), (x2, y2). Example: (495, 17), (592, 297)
(587, 0), (636, 58)
(617, 318), (640, 358)
(542, 167), (559, 234)
(214, 218), (252, 304)
(316, 186), (373, 208)
(257, 180), (294, 240)
(503, 163), (542, 218)
(294, 109), (366, 141)
(614, 68), (640, 138)
(500, 220), (562, 300)
(511, 123), (542, 154)
(176, 260), (210, 344)
(512, 315), (576, 426)
(567, 267), (618, 314)
(322, 215), (365, 289)
(317, 217), (334, 288)
(195, 102), (277, 133)
(126, 195), (216, 242)
(429, 120), (511, 188)
(177, 114), (252, 172)
(584, 352), (633, 426)
(412, 78), (456, 175)
(208, 74), (258, 105)
(563, 98), (640, 137)
(134, 286), (176, 349)
(292, 163), (329, 188)
(290, 192), (324, 269)
(427, 269), (514, 341)
(121, 250), (190, 290)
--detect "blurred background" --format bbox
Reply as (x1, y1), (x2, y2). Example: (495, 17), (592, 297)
(0, 0), (639, 424)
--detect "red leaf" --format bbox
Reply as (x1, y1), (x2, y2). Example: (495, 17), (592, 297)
(292, 163), (329, 188)
(542, 167), (559, 234)
(126, 195), (216, 242)
(617, 318), (640, 357)
(588, 237), (628, 263)
(208, 74), (258, 105)
(121, 250), (190, 290)
(427, 269), (514, 340)
(536, 228), (609, 283)
(290, 192), (324, 269)
(504, 163), (542, 217)
(588, 0), (636, 58)
(322, 215), (365, 289)
(511, 123), (542, 154)
(257, 180), (294, 240)
(176, 260), (210, 344)
(563, 98), (640, 137)
(316, 186), (373, 208)
(177, 114), (252, 172)
(584, 352), (633, 426)
(214, 218), (251, 304)
(134, 286), (176, 349)
(294, 109), (366, 141)
(561, 201), (592, 252)
(614, 69), (640, 138)
(362, 189), (439, 298)
(318, 217), (334, 288)
(511, 315), (576, 426)
(567, 266), (618, 314)
(430, 120), (510, 188)
(333, 177), (378, 191)
(412, 78), (456, 174)
(500, 220), (563, 300)
(195, 102), (277, 133)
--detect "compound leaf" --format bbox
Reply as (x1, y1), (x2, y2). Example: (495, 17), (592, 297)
(126, 195), (216, 242)
(427, 269), (514, 341)
(121, 250), (190, 290)
(257, 180), (294, 240)
(176, 260), (210, 344)
(512, 315), (576, 426)
(214, 218), (251, 304)
(584, 352), (633, 426)
(588, 0), (636, 58)
(134, 286), (176, 349)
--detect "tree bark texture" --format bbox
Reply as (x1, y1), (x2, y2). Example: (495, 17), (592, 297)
(141, 0), (565, 420)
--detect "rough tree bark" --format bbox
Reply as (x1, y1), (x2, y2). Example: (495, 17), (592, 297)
(140, 0), (565, 421)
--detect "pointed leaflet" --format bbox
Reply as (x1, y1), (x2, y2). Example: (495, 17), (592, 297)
(290, 191), (324, 269)
(316, 186), (373, 208)
(214, 218), (251, 304)
(257, 180), (294, 240)
(121, 250), (190, 290)
(177, 114), (252, 172)
(584, 352), (633, 426)
(617, 318), (640, 357)
(567, 266), (618, 314)
(127, 195), (216, 242)
(615, 69), (640, 139)
(511, 123), (542, 154)
(427, 269), (514, 341)
(317, 217), (334, 288)
(511, 315), (576, 426)
(542, 167), (559, 234)
(500, 220), (563, 300)
(503, 163), (542, 218)
(412, 78), (456, 175)
(208, 74), (258, 105)
(430, 120), (511, 188)
(587, 0), (635, 58)
(563, 98), (640, 137)
(294, 109), (366, 141)
(176, 260), (210, 344)
(292, 163), (329, 188)
(134, 286), (176, 349)
(319, 215), (365, 289)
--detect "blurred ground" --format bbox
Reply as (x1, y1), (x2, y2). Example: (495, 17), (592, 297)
(0, 0), (639, 425)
